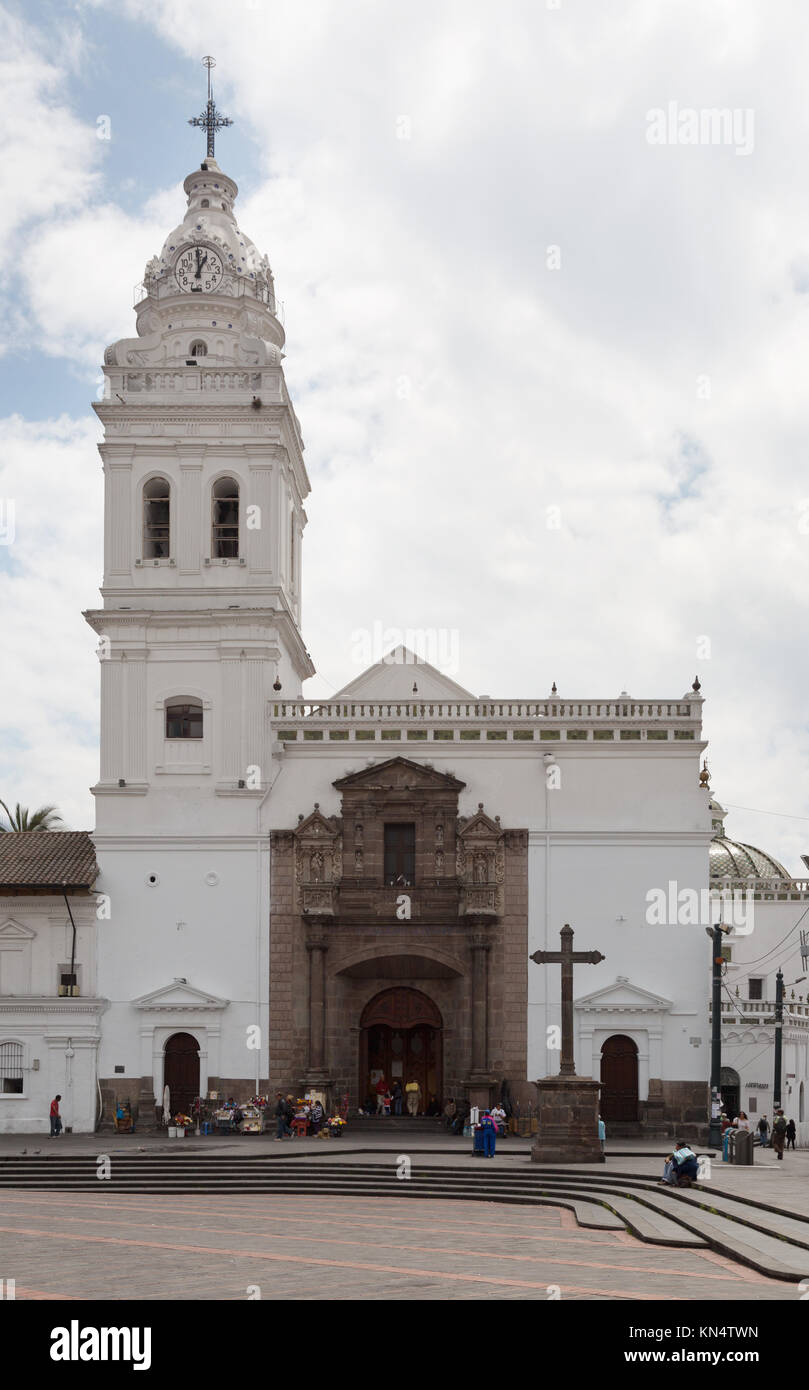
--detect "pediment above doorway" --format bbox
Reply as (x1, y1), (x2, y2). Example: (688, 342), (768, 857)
(575, 977), (672, 1014)
(333, 756), (465, 794)
(132, 981), (229, 1012)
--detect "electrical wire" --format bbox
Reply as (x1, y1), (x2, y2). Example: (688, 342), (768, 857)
(725, 902), (809, 976)
(724, 803), (809, 823)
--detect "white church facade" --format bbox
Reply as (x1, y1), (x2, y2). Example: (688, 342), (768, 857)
(5, 132), (801, 1136)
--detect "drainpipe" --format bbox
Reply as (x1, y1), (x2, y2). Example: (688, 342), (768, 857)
(62, 888), (77, 996)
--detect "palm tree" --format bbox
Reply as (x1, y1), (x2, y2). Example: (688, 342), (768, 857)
(0, 800), (64, 832)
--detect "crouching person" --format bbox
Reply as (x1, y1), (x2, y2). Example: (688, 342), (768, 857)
(661, 1140), (699, 1187)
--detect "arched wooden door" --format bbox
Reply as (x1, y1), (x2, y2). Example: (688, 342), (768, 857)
(600, 1034), (638, 1122)
(163, 1032), (200, 1117)
(359, 988), (442, 1113)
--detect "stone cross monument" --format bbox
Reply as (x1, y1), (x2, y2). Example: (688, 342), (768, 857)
(530, 924), (606, 1163)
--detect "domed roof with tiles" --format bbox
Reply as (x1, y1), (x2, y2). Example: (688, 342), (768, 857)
(708, 799), (789, 880)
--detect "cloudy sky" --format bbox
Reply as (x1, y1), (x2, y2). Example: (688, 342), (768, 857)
(2, 0), (809, 869)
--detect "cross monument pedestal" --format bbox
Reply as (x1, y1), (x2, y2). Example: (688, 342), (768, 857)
(530, 924), (606, 1164)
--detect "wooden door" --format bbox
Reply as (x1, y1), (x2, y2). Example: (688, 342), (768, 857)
(362, 1022), (442, 1112)
(600, 1034), (638, 1122)
(164, 1032), (200, 1117)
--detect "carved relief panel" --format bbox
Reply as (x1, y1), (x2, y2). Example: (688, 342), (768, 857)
(457, 804), (505, 919)
(293, 804), (342, 917)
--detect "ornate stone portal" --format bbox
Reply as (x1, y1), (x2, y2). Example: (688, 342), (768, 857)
(530, 924), (606, 1163)
(269, 757), (531, 1111)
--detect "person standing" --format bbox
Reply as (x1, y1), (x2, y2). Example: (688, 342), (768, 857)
(391, 1080), (404, 1116)
(480, 1111), (497, 1158)
(771, 1109), (788, 1160)
(375, 1075), (389, 1116)
(786, 1118), (797, 1151)
(49, 1094), (62, 1137)
(757, 1115), (769, 1147)
(597, 1114), (606, 1153)
(405, 1078), (421, 1116)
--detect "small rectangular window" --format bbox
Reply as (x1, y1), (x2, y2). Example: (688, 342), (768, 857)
(748, 978), (764, 1001)
(384, 823), (415, 886)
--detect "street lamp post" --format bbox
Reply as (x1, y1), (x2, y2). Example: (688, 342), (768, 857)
(773, 968), (784, 1112)
(708, 922), (727, 1150)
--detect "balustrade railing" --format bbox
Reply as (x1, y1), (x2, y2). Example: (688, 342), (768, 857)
(272, 698), (698, 722)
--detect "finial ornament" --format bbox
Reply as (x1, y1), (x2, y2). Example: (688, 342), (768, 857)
(699, 759), (710, 789)
(692, 675), (701, 692)
(188, 56), (233, 160)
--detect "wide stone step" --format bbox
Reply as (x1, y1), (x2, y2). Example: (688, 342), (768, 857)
(3, 1156), (807, 1279)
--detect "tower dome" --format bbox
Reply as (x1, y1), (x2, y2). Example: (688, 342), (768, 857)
(146, 157), (276, 310)
(708, 799), (789, 880)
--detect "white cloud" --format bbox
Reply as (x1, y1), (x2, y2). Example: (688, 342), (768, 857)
(4, 0), (809, 870)
(0, 6), (101, 314)
(0, 414), (102, 831)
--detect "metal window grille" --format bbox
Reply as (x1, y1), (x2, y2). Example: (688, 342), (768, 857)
(0, 1042), (23, 1094)
(212, 477), (239, 558)
(143, 477), (170, 559)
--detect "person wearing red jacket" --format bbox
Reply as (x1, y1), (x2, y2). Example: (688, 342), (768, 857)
(49, 1094), (62, 1137)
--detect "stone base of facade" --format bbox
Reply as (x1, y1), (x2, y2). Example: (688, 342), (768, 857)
(466, 1073), (499, 1111)
(531, 1074), (604, 1164)
(649, 1078), (709, 1140)
(98, 1076), (271, 1130)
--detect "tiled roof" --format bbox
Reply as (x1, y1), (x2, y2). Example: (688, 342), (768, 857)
(710, 835), (789, 881)
(0, 831), (98, 891)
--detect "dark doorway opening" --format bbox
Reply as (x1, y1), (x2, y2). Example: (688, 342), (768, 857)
(600, 1033), (639, 1122)
(721, 1066), (740, 1122)
(164, 1032), (200, 1117)
(359, 987), (442, 1113)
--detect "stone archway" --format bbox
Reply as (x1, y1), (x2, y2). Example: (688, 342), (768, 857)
(600, 1034), (639, 1122)
(359, 987), (443, 1115)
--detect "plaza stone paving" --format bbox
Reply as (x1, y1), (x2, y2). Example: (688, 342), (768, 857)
(0, 1189), (799, 1302)
(1, 1133), (807, 1300)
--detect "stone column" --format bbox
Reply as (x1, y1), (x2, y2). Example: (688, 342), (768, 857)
(467, 928), (496, 1110)
(470, 931), (490, 1073)
(305, 928), (331, 1104)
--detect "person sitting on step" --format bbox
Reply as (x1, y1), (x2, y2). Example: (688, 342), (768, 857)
(660, 1140), (699, 1187)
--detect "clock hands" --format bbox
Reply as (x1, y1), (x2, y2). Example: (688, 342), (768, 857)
(194, 248), (209, 279)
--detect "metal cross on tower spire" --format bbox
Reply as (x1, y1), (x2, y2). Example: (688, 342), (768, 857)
(188, 56), (233, 160)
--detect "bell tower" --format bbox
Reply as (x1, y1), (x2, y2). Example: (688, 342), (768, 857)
(88, 62), (308, 1122)
(85, 88), (313, 827)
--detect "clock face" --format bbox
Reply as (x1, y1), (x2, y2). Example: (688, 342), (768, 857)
(174, 244), (225, 293)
